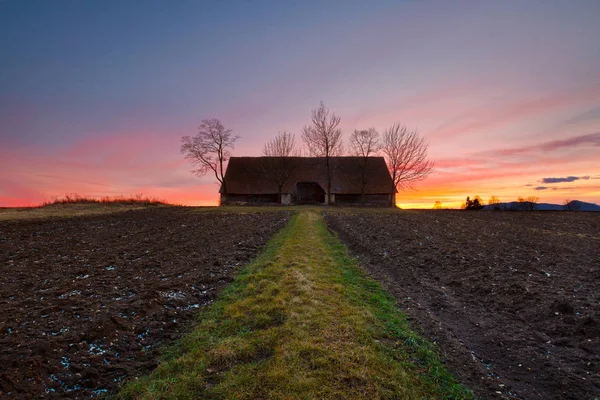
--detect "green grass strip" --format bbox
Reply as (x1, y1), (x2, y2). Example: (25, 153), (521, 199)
(115, 211), (473, 399)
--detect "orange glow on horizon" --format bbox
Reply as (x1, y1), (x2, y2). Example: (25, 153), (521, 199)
(1, 113), (599, 209)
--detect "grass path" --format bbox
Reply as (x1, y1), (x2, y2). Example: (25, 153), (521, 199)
(116, 211), (472, 399)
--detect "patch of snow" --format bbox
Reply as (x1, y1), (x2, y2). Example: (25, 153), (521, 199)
(159, 290), (185, 300)
(88, 343), (107, 355)
(58, 290), (81, 299)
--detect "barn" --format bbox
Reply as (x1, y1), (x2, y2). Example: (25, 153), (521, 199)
(220, 156), (396, 206)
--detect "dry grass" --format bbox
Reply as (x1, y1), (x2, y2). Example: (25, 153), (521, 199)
(0, 194), (173, 221)
(41, 193), (169, 206)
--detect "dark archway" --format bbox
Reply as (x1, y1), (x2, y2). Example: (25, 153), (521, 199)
(295, 182), (325, 204)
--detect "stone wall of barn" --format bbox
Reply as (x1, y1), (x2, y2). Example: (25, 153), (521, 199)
(221, 193), (279, 205)
(335, 194), (392, 207)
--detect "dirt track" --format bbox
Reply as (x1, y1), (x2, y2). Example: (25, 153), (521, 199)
(325, 210), (600, 400)
(0, 208), (289, 398)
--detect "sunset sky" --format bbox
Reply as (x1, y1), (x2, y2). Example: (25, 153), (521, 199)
(1, 0), (599, 208)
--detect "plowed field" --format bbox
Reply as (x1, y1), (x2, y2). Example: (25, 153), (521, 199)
(0, 208), (289, 398)
(325, 211), (600, 400)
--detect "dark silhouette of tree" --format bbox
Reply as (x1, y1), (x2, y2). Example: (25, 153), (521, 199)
(349, 128), (380, 205)
(263, 131), (297, 157)
(464, 196), (484, 210)
(261, 131), (298, 204)
(381, 123), (434, 206)
(518, 196), (539, 211)
(181, 119), (240, 196)
(301, 102), (343, 204)
(433, 201), (443, 209)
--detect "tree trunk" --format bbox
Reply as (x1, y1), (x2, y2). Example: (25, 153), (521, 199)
(360, 159), (367, 206)
(326, 157), (331, 205)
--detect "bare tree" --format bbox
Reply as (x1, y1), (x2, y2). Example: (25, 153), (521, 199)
(301, 102), (343, 204)
(381, 123), (434, 206)
(261, 131), (298, 204)
(525, 196), (539, 205)
(180, 119), (240, 195)
(488, 195), (501, 210)
(262, 131), (297, 157)
(349, 128), (379, 158)
(518, 196), (539, 211)
(488, 195), (500, 205)
(349, 128), (380, 205)
(433, 201), (443, 209)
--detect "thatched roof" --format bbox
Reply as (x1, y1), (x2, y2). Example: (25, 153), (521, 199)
(220, 156), (395, 194)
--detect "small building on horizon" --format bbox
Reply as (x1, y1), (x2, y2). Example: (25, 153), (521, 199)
(219, 156), (395, 206)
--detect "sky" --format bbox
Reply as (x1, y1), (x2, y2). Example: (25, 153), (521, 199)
(1, 0), (599, 209)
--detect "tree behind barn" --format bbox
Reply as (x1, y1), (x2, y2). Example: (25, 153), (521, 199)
(349, 128), (380, 205)
(180, 119), (240, 196)
(261, 131), (298, 204)
(381, 123), (434, 206)
(301, 102), (343, 204)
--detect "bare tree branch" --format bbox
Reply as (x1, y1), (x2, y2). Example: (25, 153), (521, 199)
(262, 131), (297, 157)
(180, 118), (240, 194)
(260, 132), (298, 203)
(349, 128), (379, 158)
(301, 102), (343, 157)
(381, 123), (434, 194)
(518, 196), (539, 211)
(349, 128), (380, 204)
(488, 195), (501, 210)
(488, 195), (500, 205)
(301, 102), (343, 204)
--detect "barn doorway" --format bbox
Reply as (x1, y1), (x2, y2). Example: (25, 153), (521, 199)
(295, 182), (325, 204)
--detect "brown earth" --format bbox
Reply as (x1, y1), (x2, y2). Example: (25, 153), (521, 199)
(325, 210), (600, 400)
(0, 208), (289, 399)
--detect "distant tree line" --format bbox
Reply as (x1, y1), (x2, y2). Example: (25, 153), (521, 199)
(434, 195), (584, 212)
(451, 195), (542, 211)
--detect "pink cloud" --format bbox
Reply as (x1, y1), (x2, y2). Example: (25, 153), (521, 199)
(429, 82), (600, 139)
(482, 131), (600, 158)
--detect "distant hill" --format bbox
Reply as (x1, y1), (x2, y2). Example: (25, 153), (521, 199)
(484, 200), (600, 211)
